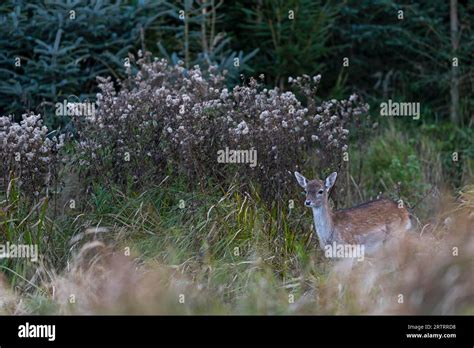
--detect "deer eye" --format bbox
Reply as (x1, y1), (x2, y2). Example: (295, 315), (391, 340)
(318, 189), (324, 194)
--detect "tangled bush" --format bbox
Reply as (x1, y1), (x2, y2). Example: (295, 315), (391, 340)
(0, 114), (64, 199)
(76, 53), (368, 201)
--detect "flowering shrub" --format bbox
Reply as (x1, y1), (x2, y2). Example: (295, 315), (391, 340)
(75, 53), (369, 200)
(0, 114), (64, 199)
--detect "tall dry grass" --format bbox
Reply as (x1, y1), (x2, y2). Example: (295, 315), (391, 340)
(1, 186), (470, 315)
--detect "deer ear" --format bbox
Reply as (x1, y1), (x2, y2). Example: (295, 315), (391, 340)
(294, 172), (308, 189)
(325, 172), (337, 190)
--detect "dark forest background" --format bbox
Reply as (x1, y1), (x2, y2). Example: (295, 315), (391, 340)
(1, 0), (472, 123)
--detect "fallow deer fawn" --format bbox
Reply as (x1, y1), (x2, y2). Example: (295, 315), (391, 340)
(294, 171), (411, 254)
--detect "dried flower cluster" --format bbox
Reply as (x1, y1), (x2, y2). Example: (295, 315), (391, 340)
(76, 53), (369, 200)
(0, 114), (64, 198)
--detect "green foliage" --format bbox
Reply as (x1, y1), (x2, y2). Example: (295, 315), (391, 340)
(363, 129), (428, 204)
(153, 0), (258, 84)
(0, 178), (50, 288)
(0, 0), (169, 127)
(419, 122), (474, 186)
(2, 0), (471, 129)
(92, 179), (313, 279)
(222, 0), (473, 125)
(228, 0), (339, 88)
(333, 0), (473, 125)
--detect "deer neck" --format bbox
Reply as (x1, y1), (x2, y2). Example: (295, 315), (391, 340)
(311, 202), (335, 247)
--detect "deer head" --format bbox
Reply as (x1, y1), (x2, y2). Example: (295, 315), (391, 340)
(294, 171), (337, 208)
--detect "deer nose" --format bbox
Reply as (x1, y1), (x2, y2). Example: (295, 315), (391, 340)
(305, 200), (312, 206)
